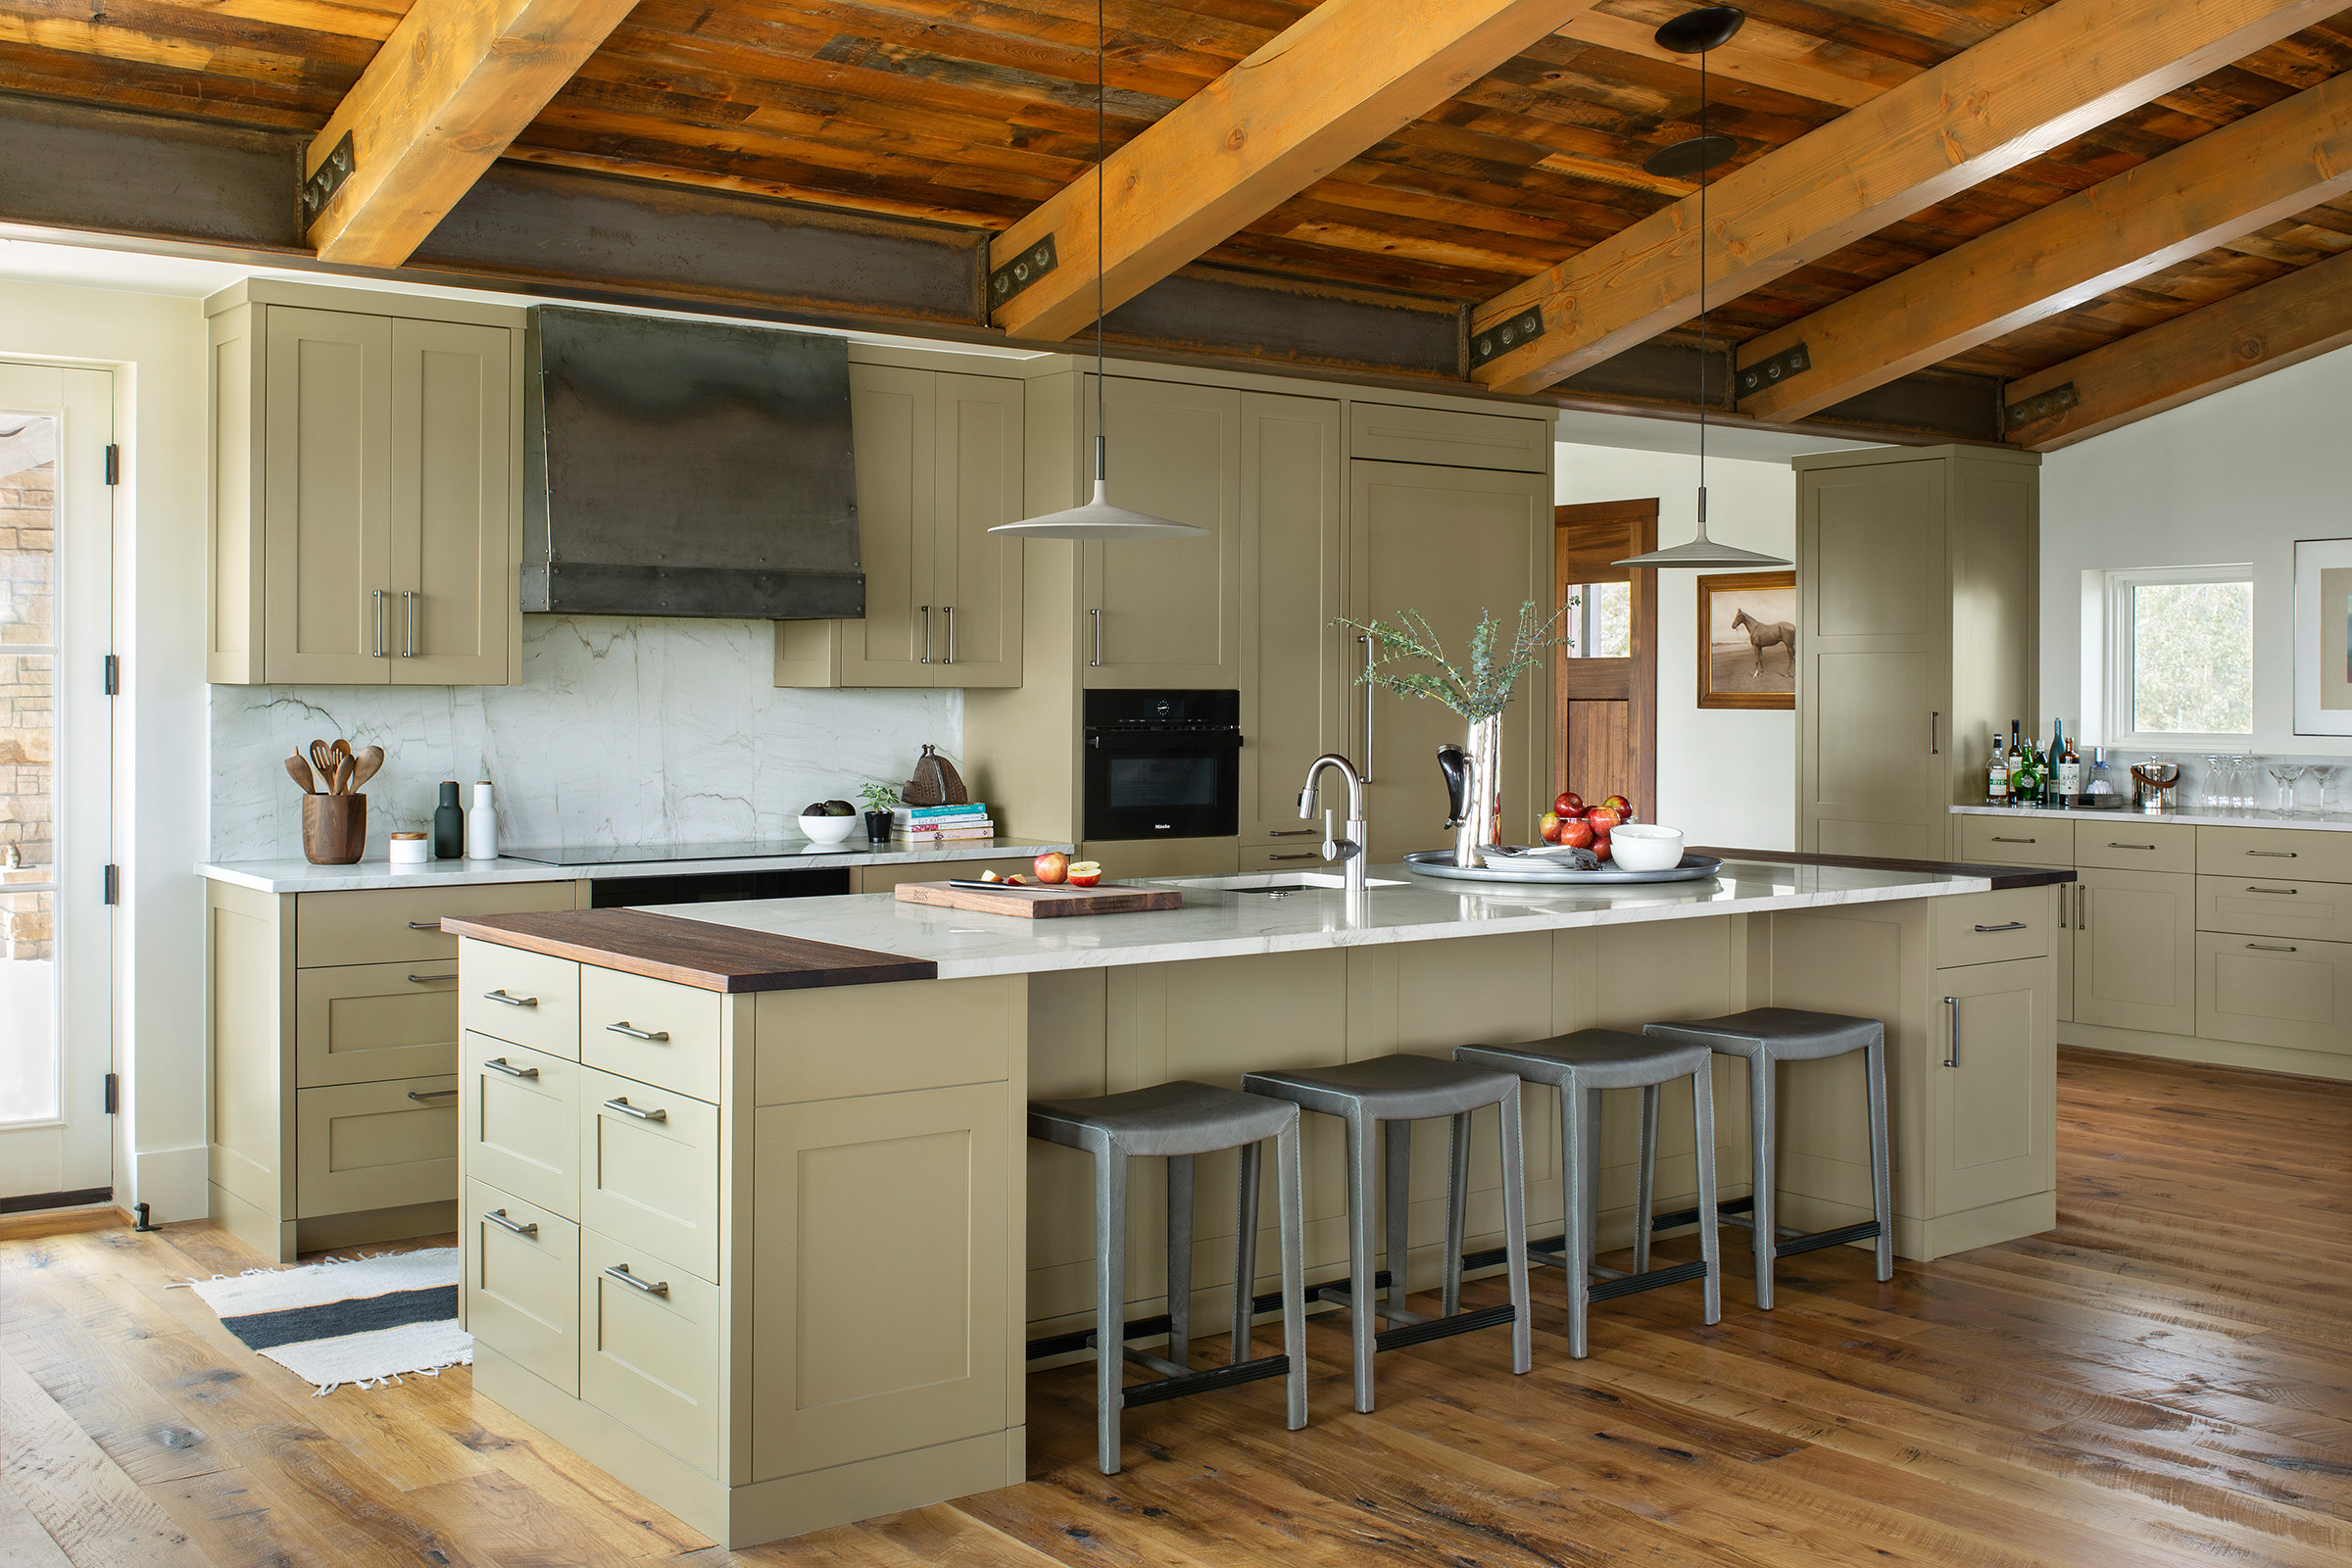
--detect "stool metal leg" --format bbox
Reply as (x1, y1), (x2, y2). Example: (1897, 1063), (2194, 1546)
(1091, 1146), (1130, 1474)
(1346, 1109), (1380, 1412)
(1275, 1119), (1308, 1430)
(1866, 1035), (1893, 1282)
(1634, 1083), (1660, 1275)
(1231, 1140), (1261, 1363)
(1748, 1054), (1778, 1310)
(1384, 1120), (1412, 1318)
(1442, 1110), (1471, 1319)
(1498, 1079), (1532, 1375)
(1558, 1080), (1592, 1358)
(1692, 1062), (1722, 1325)
(1165, 1153), (1194, 1368)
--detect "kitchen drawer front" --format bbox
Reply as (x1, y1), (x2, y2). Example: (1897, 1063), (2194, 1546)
(459, 940), (581, 1058)
(294, 1075), (459, 1218)
(1238, 841), (1335, 870)
(464, 1179), (579, 1396)
(2198, 826), (2352, 884)
(579, 1227), (720, 1477)
(1931, 888), (2051, 966)
(294, 961), (462, 1087)
(1347, 401), (1548, 472)
(296, 881), (575, 968)
(461, 1033), (578, 1216)
(2074, 822), (2196, 873)
(580, 967), (721, 1102)
(2196, 875), (2352, 944)
(578, 1064), (719, 1281)
(2195, 932), (2352, 1056)
(1954, 815), (2073, 867)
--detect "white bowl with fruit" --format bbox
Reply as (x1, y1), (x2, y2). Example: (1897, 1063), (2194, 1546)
(798, 800), (859, 844)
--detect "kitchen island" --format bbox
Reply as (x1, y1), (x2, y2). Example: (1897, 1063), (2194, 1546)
(445, 851), (2068, 1546)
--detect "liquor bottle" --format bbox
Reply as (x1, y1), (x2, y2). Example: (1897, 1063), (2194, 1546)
(2056, 724), (2082, 800)
(1986, 734), (2009, 805)
(2011, 735), (2043, 805)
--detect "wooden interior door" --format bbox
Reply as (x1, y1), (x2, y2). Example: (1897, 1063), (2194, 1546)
(1553, 500), (1657, 815)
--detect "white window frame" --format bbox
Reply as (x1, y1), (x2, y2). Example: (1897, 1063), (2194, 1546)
(2102, 563), (2254, 748)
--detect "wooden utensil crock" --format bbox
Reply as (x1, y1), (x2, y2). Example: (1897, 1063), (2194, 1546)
(302, 793), (367, 864)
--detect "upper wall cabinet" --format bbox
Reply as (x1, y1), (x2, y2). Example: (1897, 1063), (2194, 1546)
(775, 365), (1024, 689)
(1080, 376), (1243, 689)
(1346, 402), (1549, 472)
(208, 281), (523, 686)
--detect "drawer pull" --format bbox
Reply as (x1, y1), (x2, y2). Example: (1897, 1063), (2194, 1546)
(1265, 853), (1320, 861)
(2245, 885), (2299, 895)
(2107, 842), (2156, 851)
(605, 1022), (670, 1042)
(603, 1263), (669, 1297)
(2246, 943), (2300, 953)
(482, 989), (538, 1007)
(1266, 828), (1319, 837)
(1942, 996), (1960, 1069)
(1973, 921), (2029, 933)
(484, 1208), (538, 1239)
(409, 920), (443, 930)
(1989, 836), (2036, 844)
(483, 1056), (539, 1079)
(2247, 850), (2299, 858)
(407, 1088), (458, 1103)
(603, 1096), (667, 1122)
(407, 972), (457, 984)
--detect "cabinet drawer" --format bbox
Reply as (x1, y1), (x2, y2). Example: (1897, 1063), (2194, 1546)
(579, 1064), (719, 1282)
(580, 968), (721, 1102)
(1953, 815), (2072, 867)
(2198, 826), (2352, 884)
(296, 881), (574, 968)
(295, 961), (460, 1088)
(461, 1034), (578, 1216)
(1932, 888), (2051, 965)
(2074, 822), (2196, 872)
(580, 1228), (720, 1477)
(1239, 841), (1334, 870)
(459, 940), (581, 1058)
(295, 1075), (458, 1218)
(1347, 401), (1547, 472)
(2195, 932), (2352, 1056)
(463, 1179), (578, 1396)
(2197, 875), (2352, 944)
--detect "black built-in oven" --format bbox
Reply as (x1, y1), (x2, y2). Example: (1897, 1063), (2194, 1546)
(1083, 690), (1241, 841)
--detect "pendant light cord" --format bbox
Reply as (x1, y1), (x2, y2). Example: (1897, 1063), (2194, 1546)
(1695, 47), (1708, 517)
(1095, 0), (1106, 485)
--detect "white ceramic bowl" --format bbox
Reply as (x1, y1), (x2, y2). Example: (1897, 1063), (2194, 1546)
(798, 811), (858, 845)
(1606, 822), (1686, 871)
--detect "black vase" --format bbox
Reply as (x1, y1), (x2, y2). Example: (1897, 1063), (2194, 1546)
(863, 810), (893, 845)
(432, 782), (466, 859)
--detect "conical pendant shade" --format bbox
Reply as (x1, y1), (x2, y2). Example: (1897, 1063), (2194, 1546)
(1614, 487), (1788, 568)
(991, 476), (1207, 539)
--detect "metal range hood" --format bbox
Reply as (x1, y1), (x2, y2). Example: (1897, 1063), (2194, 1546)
(521, 307), (864, 619)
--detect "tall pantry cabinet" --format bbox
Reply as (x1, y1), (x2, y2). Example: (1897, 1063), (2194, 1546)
(1792, 446), (2039, 859)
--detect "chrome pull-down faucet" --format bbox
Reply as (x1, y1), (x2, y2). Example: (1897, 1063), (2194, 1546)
(1298, 754), (1370, 896)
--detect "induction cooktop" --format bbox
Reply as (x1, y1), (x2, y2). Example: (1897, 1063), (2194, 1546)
(499, 841), (862, 867)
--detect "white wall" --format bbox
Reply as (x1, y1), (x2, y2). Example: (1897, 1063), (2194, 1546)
(1554, 444), (1798, 850)
(1, 278), (210, 1220)
(2040, 343), (2352, 758)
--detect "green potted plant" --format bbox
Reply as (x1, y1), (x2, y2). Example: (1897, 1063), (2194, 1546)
(857, 781), (903, 846)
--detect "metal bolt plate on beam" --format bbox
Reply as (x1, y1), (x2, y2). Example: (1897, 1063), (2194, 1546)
(1735, 341), (1811, 398)
(300, 132), (354, 220)
(2005, 382), (2079, 430)
(1470, 309), (1544, 368)
(988, 234), (1058, 314)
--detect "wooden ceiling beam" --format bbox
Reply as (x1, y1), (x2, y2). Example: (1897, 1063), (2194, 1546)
(1554, 10), (1911, 109)
(1735, 69), (2352, 423)
(1467, 0), (2345, 397)
(985, 0), (1607, 342)
(2001, 246), (2352, 450)
(302, 0), (643, 267)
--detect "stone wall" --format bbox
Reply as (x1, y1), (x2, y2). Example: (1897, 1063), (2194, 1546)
(0, 460), (54, 960)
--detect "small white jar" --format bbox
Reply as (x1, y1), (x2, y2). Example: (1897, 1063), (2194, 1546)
(388, 832), (430, 867)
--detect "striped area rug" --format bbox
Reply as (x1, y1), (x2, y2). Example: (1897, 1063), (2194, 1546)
(184, 1247), (470, 1396)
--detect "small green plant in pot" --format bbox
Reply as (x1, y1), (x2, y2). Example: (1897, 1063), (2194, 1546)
(858, 782), (903, 845)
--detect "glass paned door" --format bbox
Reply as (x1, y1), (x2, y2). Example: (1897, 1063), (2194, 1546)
(0, 365), (113, 1201)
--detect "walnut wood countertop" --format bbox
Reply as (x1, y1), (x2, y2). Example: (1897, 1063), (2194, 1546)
(440, 908), (938, 992)
(1691, 847), (2076, 890)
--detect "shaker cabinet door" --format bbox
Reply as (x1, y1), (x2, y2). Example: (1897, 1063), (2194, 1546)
(932, 371), (1025, 686)
(391, 318), (513, 684)
(263, 306), (393, 684)
(1931, 958), (2055, 1215)
(1081, 376), (1242, 689)
(2072, 868), (2195, 1036)
(1238, 391), (1345, 846)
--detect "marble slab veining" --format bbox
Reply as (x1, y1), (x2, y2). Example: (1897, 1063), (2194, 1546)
(1951, 805), (2352, 832)
(195, 838), (1071, 895)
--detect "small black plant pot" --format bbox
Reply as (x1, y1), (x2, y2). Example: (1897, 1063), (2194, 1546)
(863, 810), (893, 845)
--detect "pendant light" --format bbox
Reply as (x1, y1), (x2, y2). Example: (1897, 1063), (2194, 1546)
(992, 0), (1205, 540)
(1614, 6), (1790, 571)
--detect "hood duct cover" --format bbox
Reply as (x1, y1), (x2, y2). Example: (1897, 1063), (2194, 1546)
(522, 307), (863, 619)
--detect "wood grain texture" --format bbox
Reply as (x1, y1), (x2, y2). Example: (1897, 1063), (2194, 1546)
(1696, 845), (2079, 889)
(438, 907), (936, 990)
(1552, 498), (1656, 816)
(892, 881), (1185, 918)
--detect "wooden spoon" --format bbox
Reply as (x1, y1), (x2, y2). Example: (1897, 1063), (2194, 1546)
(331, 754), (355, 795)
(284, 752), (318, 794)
(349, 745), (385, 791)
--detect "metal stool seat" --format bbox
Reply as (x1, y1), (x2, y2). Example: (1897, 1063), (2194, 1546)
(1455, 1029), (1721, 1357)
(1027, 1080), (1307, 1475)
(1642, 1008), (1893, 1308)
(1241, 1054), (1532, 1412)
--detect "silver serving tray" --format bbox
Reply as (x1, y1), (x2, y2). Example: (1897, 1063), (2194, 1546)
(1402, 850), (1725, 885)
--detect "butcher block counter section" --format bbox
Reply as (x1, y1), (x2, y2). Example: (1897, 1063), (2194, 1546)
(438, 907), (938, 990)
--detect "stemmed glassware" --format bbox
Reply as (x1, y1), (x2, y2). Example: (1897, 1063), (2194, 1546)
(2313, 764), (2343, 816)
(2269, 760), (2307, 814)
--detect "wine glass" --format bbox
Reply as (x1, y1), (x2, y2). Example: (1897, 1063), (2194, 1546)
(2312, 763), (2343, 815)
(2202, 755), (2229, 814)
(2231, 755), (2256, 811)
(2269, 760), (2306, 814)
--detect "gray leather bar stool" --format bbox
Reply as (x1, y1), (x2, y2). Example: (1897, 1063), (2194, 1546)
(1642, 1008), (1893, 1309)
(1240, 1054), (1532, 1413)
(1455, 1029), (1721, 1357)
(1026, 1080), (1308, 1475)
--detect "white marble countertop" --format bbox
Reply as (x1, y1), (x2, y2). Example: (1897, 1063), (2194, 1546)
(648, 856), (2034, 981)
(1950, 804), (2352, 832)
(195, 838), (1071, 894)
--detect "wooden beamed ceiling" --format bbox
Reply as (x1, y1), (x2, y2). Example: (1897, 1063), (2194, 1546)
(3, 0), (2352, 446)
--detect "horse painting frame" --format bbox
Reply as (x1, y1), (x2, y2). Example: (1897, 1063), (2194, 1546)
(1696, 570), (1796, 710)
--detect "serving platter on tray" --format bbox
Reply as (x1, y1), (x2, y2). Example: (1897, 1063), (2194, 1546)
(1401, 850), (1725, 886)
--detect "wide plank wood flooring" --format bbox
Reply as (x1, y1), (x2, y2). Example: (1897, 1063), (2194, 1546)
(4, 1047), (2346, 1568)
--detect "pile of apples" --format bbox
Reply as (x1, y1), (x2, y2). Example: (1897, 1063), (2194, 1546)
(1538, 791), (1634, 860)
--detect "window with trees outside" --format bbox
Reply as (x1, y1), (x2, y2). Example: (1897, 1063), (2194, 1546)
(2104, 565), (2254, 744)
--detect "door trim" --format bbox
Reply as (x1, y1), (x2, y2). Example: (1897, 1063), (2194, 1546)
(1552, 499), (1657, 815)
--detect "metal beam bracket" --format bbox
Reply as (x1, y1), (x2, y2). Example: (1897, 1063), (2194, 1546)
(1470, 308), (1544, 368)
(987, 233), (1057, 315)
(300, 132), (355, 220)
(1736, 341), (1811, 398)
(2005, 382), (2079, 430)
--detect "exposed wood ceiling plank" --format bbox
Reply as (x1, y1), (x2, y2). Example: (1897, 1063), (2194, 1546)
(1553, 9), (1915, 109)
(1736, 68), (2352, 422)
(1467, 0), (2347, 396)
(2002, 244), (2352, 449)
(303, 0), (645, 266)
(986, 0), (1608, 341)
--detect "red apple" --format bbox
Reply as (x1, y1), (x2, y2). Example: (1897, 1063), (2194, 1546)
(1587, 806), (1623, 835)
(1553, 790), (1584, 817)
(1539, 811), (1563, 845)
(1033, 850), (1070, 885)
(1560, 816), (1595, 850)
(1067, 860), (1102, 888)
(1592, 835), (1612, 862)
(1600, 794), (1634, 820)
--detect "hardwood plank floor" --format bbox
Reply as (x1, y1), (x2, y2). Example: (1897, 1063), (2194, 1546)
(2, 1048), (2343, 1567)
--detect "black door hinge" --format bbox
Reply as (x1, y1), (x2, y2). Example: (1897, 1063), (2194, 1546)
(103, 864), (120, 905)
(103, 654), (120, 696)
(104, 1073), (120, 1114)
(104, 444), (120, 485)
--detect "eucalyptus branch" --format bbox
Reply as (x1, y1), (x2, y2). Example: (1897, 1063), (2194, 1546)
(1334, 600), (1571, 721)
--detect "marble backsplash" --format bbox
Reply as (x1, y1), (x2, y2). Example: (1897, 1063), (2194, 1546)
(210, 616), (961, 861)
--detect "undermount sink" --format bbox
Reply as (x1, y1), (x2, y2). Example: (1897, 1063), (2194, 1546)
(1175, 871), (1407, 892)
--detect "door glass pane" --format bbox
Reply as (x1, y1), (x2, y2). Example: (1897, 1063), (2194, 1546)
(0, 420), (56, 1124)
(1563, 582), (1631, 659)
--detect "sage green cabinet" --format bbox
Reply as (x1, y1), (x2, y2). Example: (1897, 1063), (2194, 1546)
(1238, 392), (1346, 849)
(2071, 867), (2195, 1036)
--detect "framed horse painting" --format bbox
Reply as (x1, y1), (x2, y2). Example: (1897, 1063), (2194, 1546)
(1696, 571), (1796, 710)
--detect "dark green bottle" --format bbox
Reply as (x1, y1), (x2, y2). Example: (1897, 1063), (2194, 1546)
(432, 782), (466, 859)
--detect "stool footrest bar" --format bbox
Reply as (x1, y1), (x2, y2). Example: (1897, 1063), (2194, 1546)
(1587, 1258), (1711, 1302)
(1315, 1285), (1432, 1325)
(1118, 1355), (1292, 1410)
(1772, 1219), (1884, 1258)
(1373, 1301), (1516, 1351)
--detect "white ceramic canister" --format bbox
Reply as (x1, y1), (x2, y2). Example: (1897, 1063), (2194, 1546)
(466, 781), (499, 860)
(388, 831), (430, 867)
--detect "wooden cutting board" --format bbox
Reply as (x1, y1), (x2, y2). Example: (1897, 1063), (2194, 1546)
(894, 880), (1184, 918)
